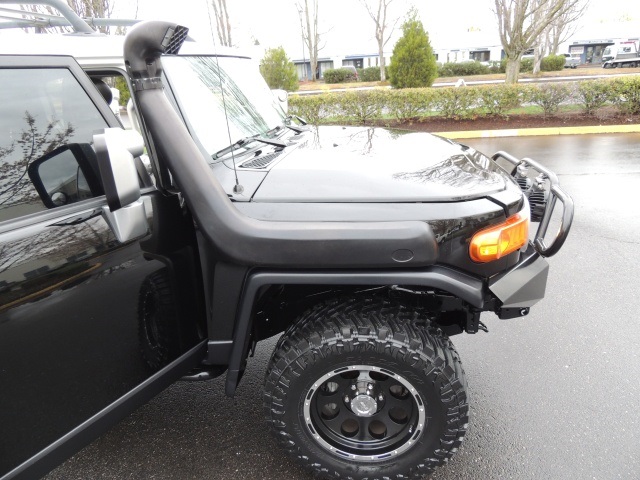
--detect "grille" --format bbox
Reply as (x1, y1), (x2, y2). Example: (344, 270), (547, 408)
(240, 151), (282, 169)
(163, 25), (189, 55)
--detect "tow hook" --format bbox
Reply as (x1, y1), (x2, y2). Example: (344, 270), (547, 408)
(466, 311), (488, 334)
(498, 307), (530, 319)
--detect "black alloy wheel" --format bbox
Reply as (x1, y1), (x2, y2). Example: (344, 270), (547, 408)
(264, 296), (468, 480)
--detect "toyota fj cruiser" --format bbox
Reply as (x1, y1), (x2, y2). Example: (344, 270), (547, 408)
(0, 4), (573, 480)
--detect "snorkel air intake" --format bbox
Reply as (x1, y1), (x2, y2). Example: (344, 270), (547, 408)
(124, 22), (188, 82)
(123, 21), (438, 268)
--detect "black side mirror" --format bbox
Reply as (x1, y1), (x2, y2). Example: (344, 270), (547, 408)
(27, 143), (104, 208)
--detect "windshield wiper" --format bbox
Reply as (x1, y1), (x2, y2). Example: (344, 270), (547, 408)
(283, 115), (310, 133)
(212, 135), (287, 160)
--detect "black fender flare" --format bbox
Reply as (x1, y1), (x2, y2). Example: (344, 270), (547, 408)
(222, 267), (485, 396)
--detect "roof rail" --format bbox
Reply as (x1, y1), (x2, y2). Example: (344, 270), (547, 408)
(0, 0), (141, 34)
(0, 0), (95, 33)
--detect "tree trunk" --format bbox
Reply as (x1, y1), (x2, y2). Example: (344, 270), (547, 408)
(379, 46), (386, 81)
(211, 0), (232, 47)
(533, 45), (543, 74)
(299, 0), (319, 82)
(505, 58), (521, 84)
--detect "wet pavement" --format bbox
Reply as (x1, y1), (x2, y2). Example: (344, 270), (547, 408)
(46, 133), (640, 480)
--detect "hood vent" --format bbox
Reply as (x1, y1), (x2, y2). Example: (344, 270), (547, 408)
(240, 151), (282, 169)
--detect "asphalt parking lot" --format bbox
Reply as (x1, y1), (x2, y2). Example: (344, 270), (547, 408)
(47, 133), (640, 480)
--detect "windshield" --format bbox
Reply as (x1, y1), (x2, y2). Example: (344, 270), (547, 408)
(163, 55), (286, 158)
(603, 47), (612, 56)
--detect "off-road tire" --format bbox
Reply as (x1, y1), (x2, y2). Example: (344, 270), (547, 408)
(137, 269), (181, 370)
(263, 296), (468, 480)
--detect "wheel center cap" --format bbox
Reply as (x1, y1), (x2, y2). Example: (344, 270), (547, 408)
(350, 394), (377, 417)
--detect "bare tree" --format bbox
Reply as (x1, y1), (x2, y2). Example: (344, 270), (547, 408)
(211, 0), (232, 47)
(296, 0), (321, 82)
(67, 0), (113, 33)
(361, 0), (400, 82)
(18, 0), (115, 34)
(494, 0), (588, 83)
(531, 0), (588, 73)
(547, 1), (588, 54)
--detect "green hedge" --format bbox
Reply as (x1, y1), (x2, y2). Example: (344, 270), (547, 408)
(323, 68), (357, 84)
(540, 54), (566, 72)
(527, 83), (571, 116)
(575, 80), (611, 115)
(435, 87), (479, 119)
(289, 77), (640, 124)
(477, 84), (524, 117)
(386, 88), (436, 120)
(610, 77), (640, 114)
(360, 67), (382, 82)
(289, 93), (335, 124)
(332, 90), (385, 124)
(438, 61), (490, 77)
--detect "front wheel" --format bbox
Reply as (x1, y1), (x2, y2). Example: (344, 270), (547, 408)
(263, 297), (468, 480)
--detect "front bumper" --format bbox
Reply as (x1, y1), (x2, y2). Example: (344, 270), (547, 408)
(486, 151), (574, 319)
(492, 151), (574, 258)
(489, 245), (549, 316)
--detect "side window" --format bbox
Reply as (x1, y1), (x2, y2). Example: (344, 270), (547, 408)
(0, 68), (108, 223)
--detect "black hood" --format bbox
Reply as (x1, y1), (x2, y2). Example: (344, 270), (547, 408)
(234, 126), (513, 203)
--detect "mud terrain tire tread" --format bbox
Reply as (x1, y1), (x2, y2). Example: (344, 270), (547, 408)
(263, 296), (468, 480)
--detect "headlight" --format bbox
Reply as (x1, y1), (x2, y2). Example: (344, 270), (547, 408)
(469, 208), (530, 263)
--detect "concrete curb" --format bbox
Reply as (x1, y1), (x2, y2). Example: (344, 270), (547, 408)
(437, 124), (640, 139)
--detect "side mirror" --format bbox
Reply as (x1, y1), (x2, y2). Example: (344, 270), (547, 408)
(28, 143), (104, 208)
(94, 128), (149, 243)
(271, 89), (288, 113)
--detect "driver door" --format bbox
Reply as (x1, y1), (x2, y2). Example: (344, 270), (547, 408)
(0, 56), (205, 479)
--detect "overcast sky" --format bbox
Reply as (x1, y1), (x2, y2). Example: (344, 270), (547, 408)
(4, 0), (639, 56)
(118, 0), (640, 58)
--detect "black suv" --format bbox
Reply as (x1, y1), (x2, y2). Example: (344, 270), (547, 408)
(0, 13), (573, 480)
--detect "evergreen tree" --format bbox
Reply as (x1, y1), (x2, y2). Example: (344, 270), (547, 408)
(259, 47), (299, 92)
(388, 10), (437, 88)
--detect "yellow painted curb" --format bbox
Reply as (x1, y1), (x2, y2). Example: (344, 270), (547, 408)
(438, 124), (640, 139)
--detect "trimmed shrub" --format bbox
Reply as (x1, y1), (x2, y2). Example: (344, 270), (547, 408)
(477, 84), (523, 117)
(360, 67), (382, 82)
(609, 77), (640, 114)
(289, 93), (336, 125)
(331, 90), (385, 124)
(434, 87), (480, 119)
(387, 88), (436, 121)
(540, 54), (566, 72)
(575, 80), (611, 115)
(488, 61), (502, 74)
(521, 58), (534, 73)
(438, 61), (490, 77)
(323, 68), (357, 84)
(528, 83), (571, 116)
(290, 78), (636, 127)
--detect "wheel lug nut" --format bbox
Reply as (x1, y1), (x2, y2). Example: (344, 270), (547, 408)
(367, 383), (373, 390)
(351, 384), (356, 390)
(378, 394), (384, 401)
(344, 395), (350, 403)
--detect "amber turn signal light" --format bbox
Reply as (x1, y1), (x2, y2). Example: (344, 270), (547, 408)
(469, 211), (529, 263)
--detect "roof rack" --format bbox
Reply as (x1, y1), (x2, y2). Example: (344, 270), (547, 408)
(0, 0), (140, 34)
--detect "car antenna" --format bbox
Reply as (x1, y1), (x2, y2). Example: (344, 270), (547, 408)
(205, 0), (244, 195)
